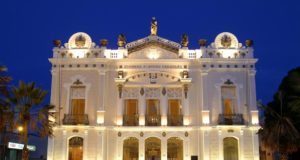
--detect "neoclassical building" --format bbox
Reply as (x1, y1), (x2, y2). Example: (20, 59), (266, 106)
(47, 18), (260, 160)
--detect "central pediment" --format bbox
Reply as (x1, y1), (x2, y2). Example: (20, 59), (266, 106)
(125, 35), (181, 59)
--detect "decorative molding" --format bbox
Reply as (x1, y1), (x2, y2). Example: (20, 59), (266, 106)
(166, 88), (182, 98)
(145, 88), (160, 99)
(123, 88), (139, 99)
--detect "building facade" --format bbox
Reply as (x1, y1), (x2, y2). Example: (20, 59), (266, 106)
(47, 19), (260, 160)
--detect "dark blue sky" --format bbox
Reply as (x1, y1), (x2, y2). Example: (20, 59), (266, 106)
(1, 0), (300, 157)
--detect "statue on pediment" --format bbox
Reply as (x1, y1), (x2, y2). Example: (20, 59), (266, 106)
(118, 33), (126, 47)
(181, 33), (189, 47)
(151, 17), (157, 35)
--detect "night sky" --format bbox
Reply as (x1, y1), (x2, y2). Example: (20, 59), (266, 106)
(1, 0), (300, 157)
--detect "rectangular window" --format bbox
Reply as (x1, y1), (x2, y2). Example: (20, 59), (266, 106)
(146, 99), (160, 126)
(124, 99), (138, 115)
(70, 86), (86, 115)
(146, 99), (160, 115)
(123, 99), (139, 126)
(221, 86), (237, 114)
(168, 99), (182, 115)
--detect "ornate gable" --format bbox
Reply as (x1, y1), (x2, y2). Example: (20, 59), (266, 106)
(126, 35), (180, 54)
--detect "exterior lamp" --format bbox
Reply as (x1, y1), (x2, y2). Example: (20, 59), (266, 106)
(139, 116), (145, 126)
(202, 110), (210, 125)
(251, 110), (259, 125)
(161, 116), (167, 126)
(183, 116), (190, 126)
(97, 110), (105, 125)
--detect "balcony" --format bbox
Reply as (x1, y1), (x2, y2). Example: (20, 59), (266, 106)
(123, 114), (139, 126)
(146, 114), (161, 126)
(167, 115), (183, 126)
(218, 114), (244, 125)
(63, 114), (89, 125)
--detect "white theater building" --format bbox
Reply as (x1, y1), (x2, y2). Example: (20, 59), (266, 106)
(47, 19), (260, 160)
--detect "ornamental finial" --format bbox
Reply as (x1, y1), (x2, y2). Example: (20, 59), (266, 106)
(150, 17), (158, 35)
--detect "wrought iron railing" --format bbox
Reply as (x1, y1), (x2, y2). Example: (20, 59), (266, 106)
(167, 114), (183, 126)
(218, 114), (244, 125)
(146, 114), (161, 126)
(62, 114), (89, 125)
(123, 114), (139, 126)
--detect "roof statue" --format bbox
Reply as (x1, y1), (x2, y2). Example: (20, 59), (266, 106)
(118, 33), (126, 47)
(181, 33), (189, 47)
(150, 17), (157, 35)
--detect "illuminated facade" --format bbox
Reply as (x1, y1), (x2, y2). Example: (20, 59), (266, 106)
(47, 18), (260, 160)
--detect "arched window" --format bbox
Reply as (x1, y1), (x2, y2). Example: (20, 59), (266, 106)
(69, 137), (83, 160)
(123, 137), (139, 160)
(167, 137), (183, 160)
(145, 137), (161, 160)
(223, 137), (239, 160)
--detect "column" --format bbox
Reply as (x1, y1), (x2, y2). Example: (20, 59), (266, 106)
(97, 131), (103, 160)
(139, 87), (145, 126)
(248, 70), (257, 111)
(117, 137), (122, 160)
(200, 72), (209, 110)
(240, 130), (245, 160)
(218, 129), (222, 160)
(202, 130), (210, 160)
(184, 138), (189, 160)
(117, 84), (123, 125)
(182, 84), (190, 126)
(161, 137), (167, 160)
(98, 71), (106, 111)
(83, 130), (88, 160)
(47, 137), (54, 160)
(62, 130), (67, 160)
(252, 129), (260, 160)
(139, 138), (145, 160)
(161, 87), (168, 126)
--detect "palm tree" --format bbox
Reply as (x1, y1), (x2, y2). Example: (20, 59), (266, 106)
(259, 91), (300, 160)
(0, 65), (12, 158)
(260, 67), (300, 160)
(6, 81), (54, 160)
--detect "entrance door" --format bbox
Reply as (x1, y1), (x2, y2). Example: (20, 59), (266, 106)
(69, 137), (83, 160)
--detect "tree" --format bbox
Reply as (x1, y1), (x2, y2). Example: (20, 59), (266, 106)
(6, 81), (54, 160)
(0, 65), (12, 159)
(259, 67), (300, 160)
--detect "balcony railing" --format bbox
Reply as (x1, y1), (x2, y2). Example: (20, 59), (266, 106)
(123, 114), (139, 126)
(63, 114), (89, 125)
(167, 114), (183, 126)
(146, 114), (161, 126)
(218, 114), (244, 125)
